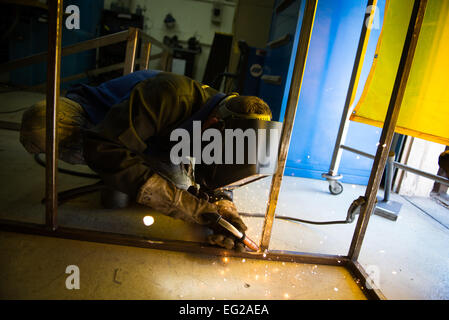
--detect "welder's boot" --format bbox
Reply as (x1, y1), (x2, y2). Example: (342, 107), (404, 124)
(439, 150), (449, 177)
(136, 173), (218, 225)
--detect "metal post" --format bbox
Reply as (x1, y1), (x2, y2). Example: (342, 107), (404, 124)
(384, 153), (394, 201)
(348, 0), (428, 260)
(123, 28), (139, 75)
(322, 0), (378, 191)
(139, 40), (152, 70)
(373, 152), (403, 221)
(45, 0), (64, 230)
(259, 0), (318, 252)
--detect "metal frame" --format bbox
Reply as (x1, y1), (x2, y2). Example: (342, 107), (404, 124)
(323, 0), (449, 199)
(0, 0), (431, 300)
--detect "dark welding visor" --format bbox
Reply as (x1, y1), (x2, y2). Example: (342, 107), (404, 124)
(194, 117), (282, 191)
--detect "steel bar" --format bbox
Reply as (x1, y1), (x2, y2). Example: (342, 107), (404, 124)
(45, 0), (64, 230)
(384, 153), (395, 201)
(259, 0), (318, 252)
(348, 0), (428, 260)
(394, 162), (449, 187)
(0, 219), (348, 266)
(339, 145), (449, 187)
(0, 30), (129, 74)
(374, 152), (402, 221)
(139, 40), (152, 70)
(123, 28), (139, 75)
(32, 54), (165, 91)
(326, 0), (378, 177)
(340, 144), (375, 160)
(139, 32), (171, 53)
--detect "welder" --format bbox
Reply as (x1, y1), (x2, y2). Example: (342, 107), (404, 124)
(20, 70), (274, 252)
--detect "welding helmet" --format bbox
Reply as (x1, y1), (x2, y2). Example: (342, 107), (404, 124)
(194, 97), (282, 191)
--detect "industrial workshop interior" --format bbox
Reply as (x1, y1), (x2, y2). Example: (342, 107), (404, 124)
(0, 0), (448, 304)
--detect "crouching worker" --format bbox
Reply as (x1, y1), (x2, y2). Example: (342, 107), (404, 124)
(20, 70), (273, 252)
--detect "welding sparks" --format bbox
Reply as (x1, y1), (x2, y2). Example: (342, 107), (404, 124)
(143, 216), (154, 226)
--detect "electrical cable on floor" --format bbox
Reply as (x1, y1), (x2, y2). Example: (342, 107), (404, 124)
(34, 154), (100, 179)
(239, 212), (352, 225)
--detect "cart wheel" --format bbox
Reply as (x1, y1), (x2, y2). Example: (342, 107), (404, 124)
(329, 181), (343, 195)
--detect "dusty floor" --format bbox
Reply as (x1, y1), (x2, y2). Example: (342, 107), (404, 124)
(0, 232), (364, 300)
(1, 90), (448, 300)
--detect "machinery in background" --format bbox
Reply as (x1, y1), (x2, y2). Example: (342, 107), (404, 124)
(163, 35), (202, 79)
(95, 9), (144, 85)
(208, 39), (266, 96)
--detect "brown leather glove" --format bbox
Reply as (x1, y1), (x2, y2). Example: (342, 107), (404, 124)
(136, 173), (218, 225)
(207, 199), (248, 252)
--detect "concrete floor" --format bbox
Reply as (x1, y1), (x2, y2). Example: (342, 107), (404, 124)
(1, 90), (448, 300)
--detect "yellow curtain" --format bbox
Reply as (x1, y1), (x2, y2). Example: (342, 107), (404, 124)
(350, 0), (449, 146)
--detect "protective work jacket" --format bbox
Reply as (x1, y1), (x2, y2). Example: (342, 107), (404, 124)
(80, 71), (228, 197)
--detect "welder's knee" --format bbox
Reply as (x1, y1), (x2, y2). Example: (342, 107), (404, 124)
(19, 97), (92, 165)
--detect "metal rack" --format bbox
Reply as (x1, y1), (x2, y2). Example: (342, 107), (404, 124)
(0, 0), (436, 300)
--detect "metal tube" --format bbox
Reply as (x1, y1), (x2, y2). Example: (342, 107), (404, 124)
(337, 145), (449, 188)
(45, 0), (64, 230)
(326, 0), (378, 177)
(340, 144), (375, 160)
(123, 28), (139, 75)
(394, 162), (449, 187)
(259, 0), (318, 252)
(383, 153), (395, 201)
(139, 40), (152, 70)
(0, 30), (130, 74)
(348, 0), (428, 260)
(0, 219), (348, 266)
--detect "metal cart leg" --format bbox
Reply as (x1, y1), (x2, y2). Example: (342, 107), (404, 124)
(373, 152), (402, 221)
(322, 0), (378, 194)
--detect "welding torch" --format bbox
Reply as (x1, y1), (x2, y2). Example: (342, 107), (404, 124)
(188, 186), (259, 252)
(205, 212), (259, 252)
